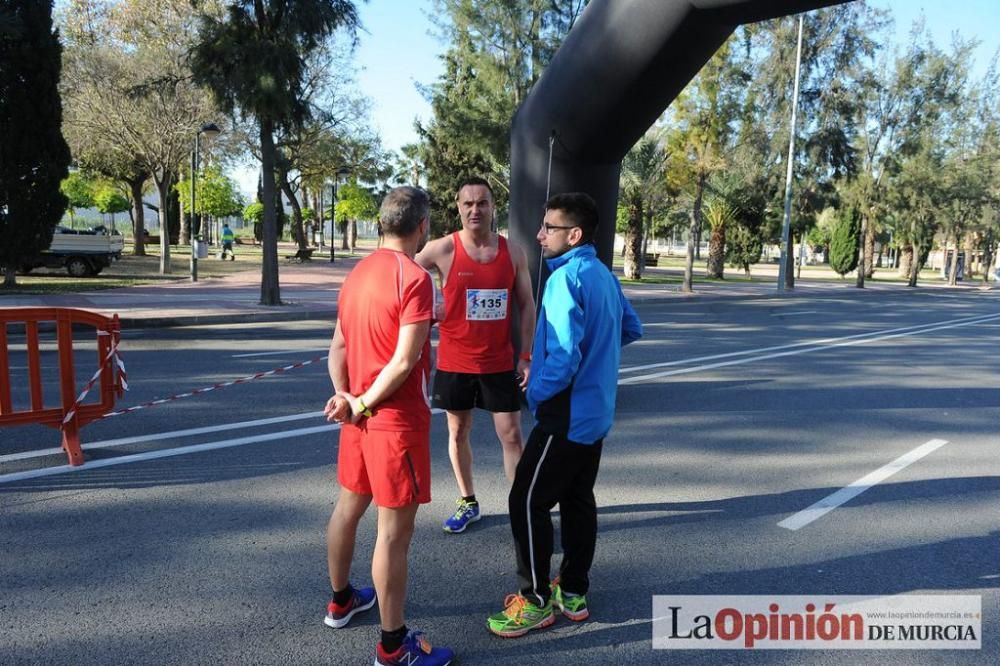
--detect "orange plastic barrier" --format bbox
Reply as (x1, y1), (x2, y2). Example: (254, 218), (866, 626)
(0, 308), (123, 466)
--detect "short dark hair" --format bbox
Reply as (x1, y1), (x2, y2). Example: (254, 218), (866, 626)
(544, 192), (598, 245)
(379, 186), (430, 237)
(455, 176), (494, 200)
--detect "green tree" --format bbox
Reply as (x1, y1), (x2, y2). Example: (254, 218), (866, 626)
(829, 206), (860, 277)
(60, 0), (218, 270)
(191, 0), (360, 305)
(334, 181), (377, 251)
(704, 199), (736, 279)
(665, 38), (741, 291)
(733, 5), (883, 288)
(619, 135), (671, 280)
(92, 180), (129, 231)
(0, 0), (71, 287)
(418, 0), (585, 234)
(60, 171), (96, 226)
(243, 200), (264, 243)
(176, 164), (242, 219)
(59, 1), (152, 255)
(725, 222), (763, 278)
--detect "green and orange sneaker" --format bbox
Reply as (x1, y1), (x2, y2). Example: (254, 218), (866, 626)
(552, 579), (589, 621)
(486, 593), (555, 638)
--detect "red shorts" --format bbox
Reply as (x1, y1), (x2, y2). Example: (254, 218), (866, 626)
(337, 423), (431, 508)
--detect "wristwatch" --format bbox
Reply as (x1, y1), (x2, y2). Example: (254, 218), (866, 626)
(356, 396), (374, 418)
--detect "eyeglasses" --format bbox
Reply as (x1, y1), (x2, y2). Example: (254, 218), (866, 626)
(541, 223), (577, 234)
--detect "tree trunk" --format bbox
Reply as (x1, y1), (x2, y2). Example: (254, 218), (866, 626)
(623, 196), (642, 280)
(899, 245), (913, 278)
(154, 172), (172, 274)
(964, 234), (976, 278)
(3, 266), (15, 288)
(349, 219), (358, 251)
(340, 219), (349, 250)
(259, 118), (281, 306)
(907, 242), (920, 287)
(947, 233), (960, 286)
(128, 176), (146, 256)
(641, 210), (652, 261)
(863, 221), (875, 278)
(683, 173), (706, 292)
(278, 170), (307, 251)
(694, 215), (703, 260)
(706, 223), (726, 279)
(982, 230), (996, 285)
(855, 216), (867, 288)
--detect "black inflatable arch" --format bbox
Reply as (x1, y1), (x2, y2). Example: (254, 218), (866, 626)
(509, 0), (849, 284)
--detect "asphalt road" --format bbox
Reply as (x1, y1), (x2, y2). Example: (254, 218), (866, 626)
(2, 288), (999, 665)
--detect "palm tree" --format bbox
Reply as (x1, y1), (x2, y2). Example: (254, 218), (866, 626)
(619, 136), (669, 280)
(190, 0), (359, 305)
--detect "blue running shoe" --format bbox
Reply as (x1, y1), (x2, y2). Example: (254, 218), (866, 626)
(375, 630), (454, 665)
(443, 498), (481, 533)
(324, 585), (376, 628)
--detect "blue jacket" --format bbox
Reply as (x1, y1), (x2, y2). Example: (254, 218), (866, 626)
(527, 244), (642, 444)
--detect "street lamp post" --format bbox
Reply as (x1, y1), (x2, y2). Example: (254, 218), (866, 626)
(318, 185), (325, 249)
(330, 167), (350, 263)
(777, 15), (804, 293)
(190, 122), (221, 282)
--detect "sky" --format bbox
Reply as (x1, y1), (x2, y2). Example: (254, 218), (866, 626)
(236, 0), (1000, 194)
(354, 0), (1000, 152)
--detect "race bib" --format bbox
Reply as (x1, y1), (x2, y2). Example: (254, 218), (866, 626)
(466, 288), (508, 320)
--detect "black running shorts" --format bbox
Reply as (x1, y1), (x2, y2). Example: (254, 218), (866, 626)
(432, 369), (522, 413)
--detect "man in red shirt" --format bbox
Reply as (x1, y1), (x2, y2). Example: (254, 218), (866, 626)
(416, 177), (535, 534)
(323, 186), (454, 666)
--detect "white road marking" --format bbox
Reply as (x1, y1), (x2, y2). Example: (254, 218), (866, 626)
(6, 311), (994, 476)
(0, 411), (326, 463)
(619, 311), (1000, 374)
(231, 349), (328, 358)
(0, 424), (340, 484)
(618, 312), (1000, 384)
(0, 409), (446, 481)
(777, 439), (949, 531)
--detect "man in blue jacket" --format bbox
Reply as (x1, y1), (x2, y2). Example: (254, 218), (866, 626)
(487, 192), (642, 637)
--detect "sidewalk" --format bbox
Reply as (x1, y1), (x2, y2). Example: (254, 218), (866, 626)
(0, 251), (991, 329)
(0, 254), (362, 328)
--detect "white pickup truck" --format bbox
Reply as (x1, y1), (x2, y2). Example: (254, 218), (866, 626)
(20, 226), (125, 277)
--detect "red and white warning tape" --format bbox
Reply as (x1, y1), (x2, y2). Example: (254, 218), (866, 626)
(101, 354), (328, 419)
(62, 330), (126, 425)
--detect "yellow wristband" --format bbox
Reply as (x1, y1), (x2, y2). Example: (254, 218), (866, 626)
(357, 396), (373, 418)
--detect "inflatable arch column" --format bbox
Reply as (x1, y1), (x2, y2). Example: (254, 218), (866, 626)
(509, 0), (848, 288)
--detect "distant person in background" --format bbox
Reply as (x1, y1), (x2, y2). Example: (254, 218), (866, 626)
(487, 192), (642, 638)
(220, 223), (235, 260)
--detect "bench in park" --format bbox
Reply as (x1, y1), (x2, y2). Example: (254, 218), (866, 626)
(285, 247), (315, 262)
(644, 253), (660, 267)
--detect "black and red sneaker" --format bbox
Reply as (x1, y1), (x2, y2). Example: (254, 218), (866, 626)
(323, 585), (376, 628)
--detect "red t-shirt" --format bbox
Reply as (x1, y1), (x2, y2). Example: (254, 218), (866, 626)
(437, 232), (516, 374)
(338, 249), (434, 431)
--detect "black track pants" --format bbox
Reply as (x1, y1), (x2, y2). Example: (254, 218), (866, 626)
(508, 425), (603, 607)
